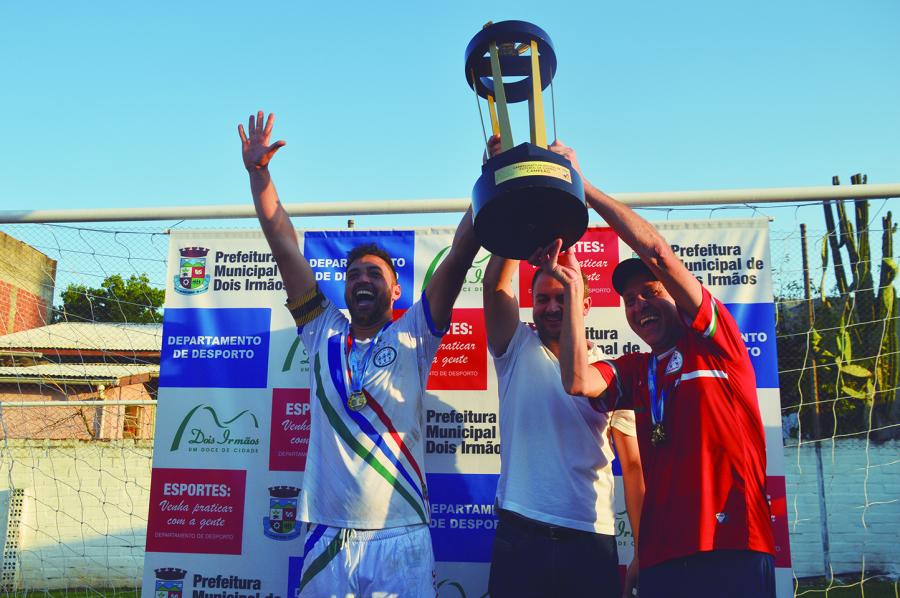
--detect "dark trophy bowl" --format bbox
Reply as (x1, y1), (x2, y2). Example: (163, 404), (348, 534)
(465, 20), (588, 259)
(473, 142), (586, 259)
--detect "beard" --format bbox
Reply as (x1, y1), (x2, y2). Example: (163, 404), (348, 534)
(347, 289), (392, 327)
(533, 314), (562, 344)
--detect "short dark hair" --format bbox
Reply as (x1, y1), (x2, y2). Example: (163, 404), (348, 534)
(345, 243), (398, 282)
(530, 268), (591, 300)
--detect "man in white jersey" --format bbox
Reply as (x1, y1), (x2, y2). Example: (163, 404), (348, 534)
(482, 134), (645, 598)
(239, 111), (480, 597)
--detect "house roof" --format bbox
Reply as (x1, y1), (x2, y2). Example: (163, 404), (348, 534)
(0, 322), (162, 352)
(0, 362), (158, 384)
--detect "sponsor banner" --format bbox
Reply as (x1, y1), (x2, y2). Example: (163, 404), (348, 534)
(725, 302), (779, 388)
(160, 307), (271, 388)
(415, 232), (491, 308)
(613, 476), (636, 563)
(269, 388), (311, 472)
(654, 218), (774, 304)
(427, 473), (499, 563)
(147, 220), (791, 596)
(428, 308), (488, 391)
(304, 230), (415, 310)
(519, 227), (620, 308)
(144, 560), (286, 598)
(267, 307), (312, 388)
(758, 388), (786, 476)
(434, 562), (491, 598)
(286, 556), (304, 598)
(166, 231), (290, 309)
(146, 468), (246, 555)
(423, 391), (500, 475)
(154, 392), (265, 467)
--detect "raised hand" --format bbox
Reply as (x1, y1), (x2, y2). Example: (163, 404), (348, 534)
(484, 134), (503, 163)
(549, 139), (584, 181)
(238, 111), (286, 172)
(527, 239), (584, 296)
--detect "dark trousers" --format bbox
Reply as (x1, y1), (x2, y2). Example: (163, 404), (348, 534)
(488, 509), (622, 598)
(639, 549), (775, 598)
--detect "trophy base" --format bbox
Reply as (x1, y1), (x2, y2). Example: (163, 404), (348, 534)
(472, 143), (587, 260)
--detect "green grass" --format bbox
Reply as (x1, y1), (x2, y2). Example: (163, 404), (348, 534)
(796, 576), (899, 598)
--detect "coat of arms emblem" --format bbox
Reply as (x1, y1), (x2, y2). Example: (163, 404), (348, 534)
(264, 486), (302, 540)
(154, 567), (187, 598)
(174, 247), (211, 295)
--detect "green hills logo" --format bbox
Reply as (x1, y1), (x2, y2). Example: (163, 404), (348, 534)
(170, 404), (261, 454)
(421, 248), (491, 293)
(282, 338), (310, 373)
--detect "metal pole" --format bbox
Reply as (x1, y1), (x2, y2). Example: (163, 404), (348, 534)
(800, 222), (832, 580)
(1, 183), (899, 223)
(0, 400), (156, 407)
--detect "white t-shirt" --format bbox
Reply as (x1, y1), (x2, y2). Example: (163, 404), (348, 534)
(491, 321), (636, 534)
(297, 296), (444, 529)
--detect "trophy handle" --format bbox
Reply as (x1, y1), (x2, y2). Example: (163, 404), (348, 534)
(527, 39), (547, 149)
(487, 41), (514, 152)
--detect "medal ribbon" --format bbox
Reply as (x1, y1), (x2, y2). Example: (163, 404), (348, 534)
(647, 356), (664, 427)
(345, 321), (391, 395)
(647, 355), (680, 427)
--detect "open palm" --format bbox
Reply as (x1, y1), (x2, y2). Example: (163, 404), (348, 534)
(238, 111), (286, 171)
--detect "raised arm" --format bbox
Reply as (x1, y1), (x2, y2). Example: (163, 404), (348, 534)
(423, 205), (481, 330)
(482, 256), (521, 357)
(550, 142), (703, 319)
(239, 111), (315, 302)
(531, 240), (609, 398)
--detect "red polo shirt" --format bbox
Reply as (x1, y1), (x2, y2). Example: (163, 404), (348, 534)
(594, 287), (774, 568)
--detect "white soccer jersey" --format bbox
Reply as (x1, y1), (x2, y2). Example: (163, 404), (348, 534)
(492, 322), (636, 534)
(297, 295), (444, 529)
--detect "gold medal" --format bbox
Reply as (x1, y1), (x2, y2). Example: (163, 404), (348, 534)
(650, 422), (666, 447)
(347, 390), (367, 411)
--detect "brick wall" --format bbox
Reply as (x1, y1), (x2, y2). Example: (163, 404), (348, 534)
(784, 439), (900, 578)
(0, 384), (155, 440)
(0, 232), (56, 334)
(0, 282), (51, 335)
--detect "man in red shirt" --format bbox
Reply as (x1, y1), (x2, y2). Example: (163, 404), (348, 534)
(531, 142), (776, 597)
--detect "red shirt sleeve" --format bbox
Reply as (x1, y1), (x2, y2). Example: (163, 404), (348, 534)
(683, 286), (749, 360)
(590, 354), (641, 411)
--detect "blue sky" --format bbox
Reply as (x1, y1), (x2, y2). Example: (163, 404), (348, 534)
(1, 0), (897, 231)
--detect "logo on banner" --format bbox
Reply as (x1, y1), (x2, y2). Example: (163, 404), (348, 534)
(422, 248), (491, 296)
(263, 486), (302, 540)
(282, 337), (310, 373)
(155, 568), (187, 598)
(614, 509), (636, 549)
(174, 247), (211, 295)
(169, 404), (260, 454)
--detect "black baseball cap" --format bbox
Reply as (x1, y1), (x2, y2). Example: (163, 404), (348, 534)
(611, 258), (657, 295)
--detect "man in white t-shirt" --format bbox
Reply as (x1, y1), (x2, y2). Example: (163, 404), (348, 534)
(239, 112), (480, 597)
(482, 138), (643, 597)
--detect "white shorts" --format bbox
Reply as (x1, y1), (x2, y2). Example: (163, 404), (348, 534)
(296, 523), (436, 598)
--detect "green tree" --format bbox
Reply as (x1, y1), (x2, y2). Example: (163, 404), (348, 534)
(55, 274), (164, 323)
